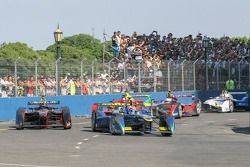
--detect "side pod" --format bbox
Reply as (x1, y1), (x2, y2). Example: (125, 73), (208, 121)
(109, 114), (125, 135)
(159, 114), (175, 136)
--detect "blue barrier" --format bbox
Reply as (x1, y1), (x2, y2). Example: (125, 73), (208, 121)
(0, 90), (248, 121)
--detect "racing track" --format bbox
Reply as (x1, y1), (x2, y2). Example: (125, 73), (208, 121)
(0, 112), (249, 167)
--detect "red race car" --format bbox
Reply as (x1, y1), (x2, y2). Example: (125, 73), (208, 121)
(16, 97), (72, 130)
(175, 94), (202, 117)
(154, 94), (201, 118)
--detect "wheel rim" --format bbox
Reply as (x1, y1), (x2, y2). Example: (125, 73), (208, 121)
(179, 106), (182, 117)
(229, 101), (234, 112)
(196, 102), (201, 114)
(65, 121), (71, 128)
(110, 118), (115, 133)
(91, 114), (96, 130)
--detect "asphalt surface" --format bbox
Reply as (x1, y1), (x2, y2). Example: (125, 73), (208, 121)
(0, 112), (249, 167)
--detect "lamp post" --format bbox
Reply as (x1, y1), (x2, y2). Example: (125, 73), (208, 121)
(202, 36), (209, 90)
(54, 25), (63, 96)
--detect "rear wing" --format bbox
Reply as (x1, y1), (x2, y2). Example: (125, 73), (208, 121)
(100, 103), (128, 107)
(229, 92), (248, 95)
(174, 94), (195, 99)
(28, 101), (60, 105)
(131, 94), (150, 98)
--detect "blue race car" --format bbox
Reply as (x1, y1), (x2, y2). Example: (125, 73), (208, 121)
(91, 103), (175, 136)
(230, 92), (249, 111)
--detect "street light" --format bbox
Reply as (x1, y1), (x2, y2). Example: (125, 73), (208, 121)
(54, 25), (63, 96)
(202, 36), (209, 90)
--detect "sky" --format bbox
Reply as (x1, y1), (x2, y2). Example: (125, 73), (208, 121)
(0, 0), (249, 50)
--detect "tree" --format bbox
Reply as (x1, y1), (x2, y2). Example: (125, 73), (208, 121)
(46, 34), (103, 61)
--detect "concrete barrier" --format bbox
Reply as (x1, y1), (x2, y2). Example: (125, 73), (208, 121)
(0, 90), (248, 121)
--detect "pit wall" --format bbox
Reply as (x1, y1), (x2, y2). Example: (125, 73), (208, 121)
(0, 90), (249, 121)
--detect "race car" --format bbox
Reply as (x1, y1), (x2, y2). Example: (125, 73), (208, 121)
(91, 102), (175, 136)
(204, 91), (249, 112)
(153, 97), (183, 119)
(16, 96), (72, 129)
(176, 94), (202, 117)
(111, 94), (153, 107)
(153, 94), (201, 118)
(229, 92), (249, 111)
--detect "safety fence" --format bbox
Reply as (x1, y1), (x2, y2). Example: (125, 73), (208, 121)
(0, 58), (249, 97)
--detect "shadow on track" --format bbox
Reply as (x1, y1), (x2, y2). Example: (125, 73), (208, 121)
(232, 127), (250, 135)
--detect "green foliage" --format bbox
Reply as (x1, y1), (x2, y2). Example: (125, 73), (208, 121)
(0, 33), (112, 67)
(47, 34), (103, 60)
(0, 42), (39, 63)
(229, 37), (250, 44)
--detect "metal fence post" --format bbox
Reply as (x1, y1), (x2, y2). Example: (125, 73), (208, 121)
(181, 60), (186, 91)
(229, 60), (232, 80)
(91, 61), (94, 83)
(249, 62), (250, 87)
(35, 58), (40, 96)
(55, 59), (59, 96)
(108, 60), (111, 94)
(216, 61), (220, 90)
(153, 64), (156, 92)
(193, 59), (199, 90)
(14, 57), (20, 97)
(80, 59), (85, 95)
(35, 60), (38, 96)
(138, 62), (141, 93)
(238, 61), (241, 89)
(167, 60), (172, 90)
(123, 64), (126, 82)
(205, 61), (208, 90)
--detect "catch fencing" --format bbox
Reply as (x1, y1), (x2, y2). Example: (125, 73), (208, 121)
(0, 58), (249, 97)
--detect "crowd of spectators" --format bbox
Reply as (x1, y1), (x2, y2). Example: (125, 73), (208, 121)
(111, 31), (250, 63)
(0, 73), (130, 97)
(1, 32), (250, 97)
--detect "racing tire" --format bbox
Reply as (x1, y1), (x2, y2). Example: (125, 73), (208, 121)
(194, 100), (202, 116)
(176, 104), (183, 119)
(62, 107), (72, 129)
(161, 132), (173, 137)
(16, 108), (25, 130)
(144, 122), (152, 134)
(109, 114), (125, 135)
(229, 100), (234, 113)
(91, 112), (97, 132)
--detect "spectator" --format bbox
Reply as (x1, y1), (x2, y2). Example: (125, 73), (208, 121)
(112, 32), (119, 57)
(27, 76), (34, 97)
(67, 77), (76, 95)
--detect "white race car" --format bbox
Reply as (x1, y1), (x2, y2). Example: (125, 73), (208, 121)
(204, 92), (234, 112)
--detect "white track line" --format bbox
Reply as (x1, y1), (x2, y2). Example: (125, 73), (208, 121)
(206, 121), (215, 123)
(73, 122), (90, 125)
(0, 129), (8, 131)
(77, 142), (82, 145)
(0, 163), (58, 167)
(70, 155), (80, 157)
(180, 124), (189, 126)
(92, 135), (99, 138)
(82, 138), (89, 141)
(75, 146), (80, 149)
(103, 133), (110, 135)
(228, 119), (237, 121)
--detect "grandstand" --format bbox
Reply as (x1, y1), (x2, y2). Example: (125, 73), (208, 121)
(0, 32), (249, 97)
